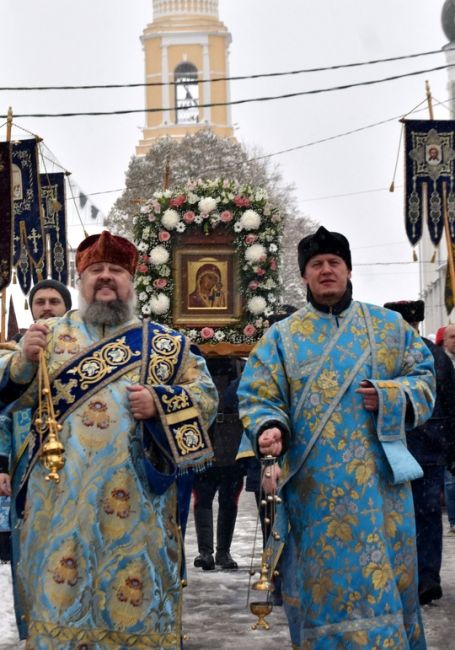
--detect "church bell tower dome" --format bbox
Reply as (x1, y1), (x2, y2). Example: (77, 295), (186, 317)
(442, 0), (455, 42)
(153, 0), (219, 18)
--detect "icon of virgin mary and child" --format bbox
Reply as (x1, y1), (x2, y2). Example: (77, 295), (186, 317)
(188, 263), (226, 309)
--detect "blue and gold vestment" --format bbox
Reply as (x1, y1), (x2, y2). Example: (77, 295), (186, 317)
(239, 301), (435, 650)
(0, 310), (217, 649)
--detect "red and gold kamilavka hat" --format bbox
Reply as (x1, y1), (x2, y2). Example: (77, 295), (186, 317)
(76, 230), (138, 276)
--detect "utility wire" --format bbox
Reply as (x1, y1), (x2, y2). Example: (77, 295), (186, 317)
(0, 48), (452, 92)
(2, 62), (454, 119)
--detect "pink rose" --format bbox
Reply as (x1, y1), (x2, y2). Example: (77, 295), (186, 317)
(200, 327), (215, 340)
(153, 278), (168, 289)
(183, 211), (196, 224)
(244, 234), (258, 245)
(170, 194), (187, 208)
(234, 196), (251, 208)
(256, 268), (266, 276)
(137, 264), (148, 273)
(220, 210), (233, 223)
(158, 230), (171, 242)
(249, 280), (259, 290)
(269, 258), (277, 270)
(243, 324), (257, 337)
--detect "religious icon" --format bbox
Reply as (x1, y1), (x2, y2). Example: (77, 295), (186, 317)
(188, 261), (227, 309)
(174, 246), (241, 327)
(426, 144), (442, 166)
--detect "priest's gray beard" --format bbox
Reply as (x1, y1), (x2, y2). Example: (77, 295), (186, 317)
(79, 296), (135, 328)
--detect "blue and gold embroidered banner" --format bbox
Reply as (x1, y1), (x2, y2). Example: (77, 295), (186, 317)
(404, 119), (455, 247)
(0, 141), (13, 290)
(12, 138), (45, 294)
(37, 173), (68, 284)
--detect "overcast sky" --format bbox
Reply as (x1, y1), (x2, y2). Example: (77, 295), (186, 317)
(0, 0), (452, 315)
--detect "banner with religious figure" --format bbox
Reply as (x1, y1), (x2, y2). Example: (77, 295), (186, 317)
(0, 141), (13, 290)
(38, 172), (68, 284)
(404, 119), (455, 247)
(11, 138), (45, 294)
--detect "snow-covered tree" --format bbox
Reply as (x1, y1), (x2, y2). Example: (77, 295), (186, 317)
(106, 129), (315, 306)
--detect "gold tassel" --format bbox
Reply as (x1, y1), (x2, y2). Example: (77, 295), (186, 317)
(413, 249), (418, 262)
(430, 249), (436, 263)
(389, 181), (395, 193)
(12, 270), (16, 284)
(24, 298), (28, 310)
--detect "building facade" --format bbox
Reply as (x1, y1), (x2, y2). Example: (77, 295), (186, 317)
(419, 0), (455, 334)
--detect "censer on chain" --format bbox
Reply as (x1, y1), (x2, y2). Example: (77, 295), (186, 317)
(248, 455), (279, 631)
(35, 349), (65, 482)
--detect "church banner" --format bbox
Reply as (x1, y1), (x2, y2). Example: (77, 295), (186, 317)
(12, 138), (45, 295)
(37, 172), (68, 285)
(404, 119), (455, 248)
(0, 141), (13, 290)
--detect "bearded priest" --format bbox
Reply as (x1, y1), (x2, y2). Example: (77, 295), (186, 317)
(0, 230), (217, 649)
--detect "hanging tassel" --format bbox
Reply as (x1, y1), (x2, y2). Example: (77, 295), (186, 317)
(430, 249), (436, 263)
(24, 298), (28, 310)
(412, 249), (418, 262)
(389, 181), (395, 193)
(12, 270), (17, 284)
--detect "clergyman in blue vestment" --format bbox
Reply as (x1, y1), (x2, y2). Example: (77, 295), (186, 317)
(0, 231), (218, 649)
(239, 226), (436, 650)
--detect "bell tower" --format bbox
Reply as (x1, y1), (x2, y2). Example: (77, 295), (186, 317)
(136, 0), (234, 155)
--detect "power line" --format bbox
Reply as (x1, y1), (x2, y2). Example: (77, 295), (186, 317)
(2, 62), (454, 119)
(0, 48), (451, 92)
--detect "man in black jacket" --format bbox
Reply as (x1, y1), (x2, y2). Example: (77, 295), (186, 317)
(384, 300), (455, 605)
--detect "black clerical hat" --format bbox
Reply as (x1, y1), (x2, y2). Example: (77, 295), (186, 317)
(383, 300), (425, 323)
(297, 226), (352, 276)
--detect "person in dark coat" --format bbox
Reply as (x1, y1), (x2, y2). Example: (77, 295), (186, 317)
(192, 357), (245, 570)
(384, 300), (455, 605)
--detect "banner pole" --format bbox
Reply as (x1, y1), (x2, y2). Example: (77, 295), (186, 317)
(426, 81), (455, 316)
(1, 107), (13, 342)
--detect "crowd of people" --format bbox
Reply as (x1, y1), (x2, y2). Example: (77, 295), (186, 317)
(0, 226), (453, 649)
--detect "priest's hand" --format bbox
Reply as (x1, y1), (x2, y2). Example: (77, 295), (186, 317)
(0, 473), (11, 497)
(356, 380), (379, 412)
(23, 323), (49, 363)
(258, 427), (283, 457)
(127, 385), (157, 420)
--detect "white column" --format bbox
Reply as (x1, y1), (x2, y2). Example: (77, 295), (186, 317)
(161, 44), (171, 123)
(202, 43), (211, 124)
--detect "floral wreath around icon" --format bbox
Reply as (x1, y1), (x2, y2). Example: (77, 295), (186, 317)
(133, 178), (283, 344)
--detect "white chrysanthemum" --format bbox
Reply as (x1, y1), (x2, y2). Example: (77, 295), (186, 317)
(214, 330), (225, 341)
(198, 197), (218, 214)
(245, 243), (267, 263)
(149, 293), (170, 315)
(187, 192), (199, 204)
(247, 296), (267, 315)
(176, 222), (186, 233)
(188, 329), (198, 339)
(139, 292), (148, 301)
(161, 209), (180, 230)
(194, 215), (203, 224)
(137, 241), (148, 252)
(142, 304), (151, 315)
(269, 243), (278, 253)
(233, 222), (243, 232)
(149, 245), (169, 266)
(239, 209), (261, 230)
